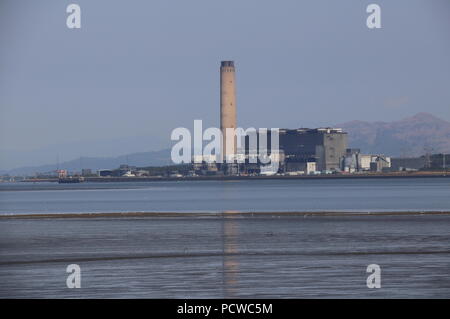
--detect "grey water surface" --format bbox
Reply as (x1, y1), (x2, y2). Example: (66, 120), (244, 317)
(1, 178), (449, 298)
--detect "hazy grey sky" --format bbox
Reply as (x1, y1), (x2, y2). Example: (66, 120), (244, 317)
(1, 0), (449, 167)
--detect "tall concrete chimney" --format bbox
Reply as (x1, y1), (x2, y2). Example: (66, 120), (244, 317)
(220, 61), (237, 162)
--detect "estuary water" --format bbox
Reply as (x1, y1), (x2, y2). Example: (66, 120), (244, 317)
(1, 177), (450, 298)
(1, 214), (450, 298)
(0, 177), (450, 215)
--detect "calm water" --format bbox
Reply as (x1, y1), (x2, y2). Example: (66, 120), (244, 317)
(1, 215), (450, 298)
(0, 177), (450, 215)
(1, 178), (450, 298)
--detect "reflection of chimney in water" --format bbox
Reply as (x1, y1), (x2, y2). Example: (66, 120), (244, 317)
(222, 211), (239, 297)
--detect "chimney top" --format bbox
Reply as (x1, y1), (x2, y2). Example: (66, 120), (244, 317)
(221, 61), (234, 67)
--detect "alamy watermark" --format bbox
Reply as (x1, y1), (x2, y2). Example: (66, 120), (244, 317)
(65, 4), (381, 31)
(170, 120), (281, 172)
(66, 4), (81, 29)
(366, 264), (381, 288)
(66, 264), (81, 288)
(367, 4), (381, 29)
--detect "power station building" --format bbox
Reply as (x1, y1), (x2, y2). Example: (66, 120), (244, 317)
(242, 128), (348, 173)
(279, 128), (348, 172)
(212, 60), (348, 175)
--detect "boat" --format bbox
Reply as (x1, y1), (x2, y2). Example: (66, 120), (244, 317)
(58, 176), (85, 183)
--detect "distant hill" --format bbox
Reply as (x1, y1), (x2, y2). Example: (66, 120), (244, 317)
(0, 134), (169, 171)
(5, 149), (172, 176)
(5, 113), (450, 175)
(337, 113), (450, 157)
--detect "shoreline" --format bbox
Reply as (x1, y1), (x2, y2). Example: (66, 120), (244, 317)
(2, 210), (450, 219)
(20, 171), (450, 183)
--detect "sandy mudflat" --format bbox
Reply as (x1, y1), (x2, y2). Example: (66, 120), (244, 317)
(1, 213), (450, 298)
(2, 210), (450, 219)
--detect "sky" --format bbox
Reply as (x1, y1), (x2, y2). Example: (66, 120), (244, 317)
(1, 0), (450, 169)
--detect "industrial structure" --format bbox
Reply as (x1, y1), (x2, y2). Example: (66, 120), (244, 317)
(55, 60), (443, 179)
(341, 148), (391, 173)
(215, 60), (349, 175)
(239, 127), (347, 174)
(220, 61), (237, 162)
(279, 128), (347, 172)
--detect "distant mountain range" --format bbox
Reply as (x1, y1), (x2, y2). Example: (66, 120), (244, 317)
(337, 113), (450, 157)
(3, 113), (450, 176)
(3, 149), (172, 176)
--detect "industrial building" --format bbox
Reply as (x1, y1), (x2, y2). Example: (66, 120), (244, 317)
(341, 149), (391, 173)
(239, 127), (347, 173)
(390, 156), (426, 171)
(389, 154), (447, 171)
(279, 128), (347, 172)
(186, 60), (349, 176)
(213, 60), (349, 175)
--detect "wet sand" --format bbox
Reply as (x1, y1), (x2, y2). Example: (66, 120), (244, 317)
(1, 210), (450, 219)
(1, 213), (450, 298)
